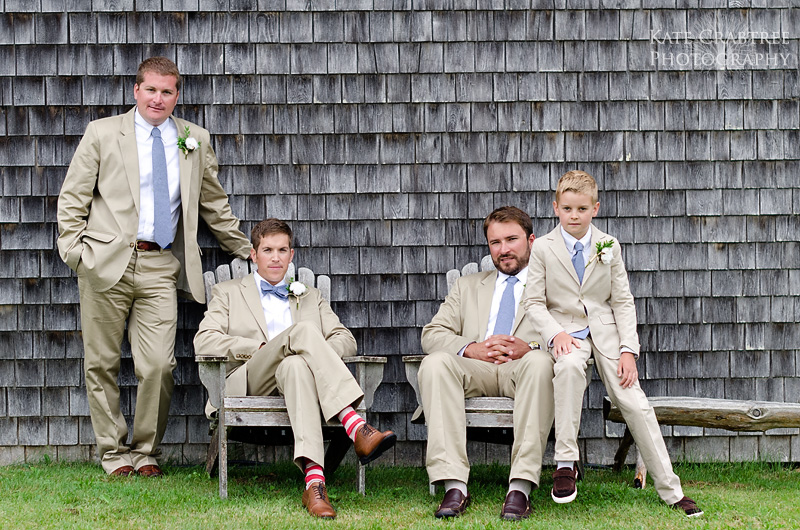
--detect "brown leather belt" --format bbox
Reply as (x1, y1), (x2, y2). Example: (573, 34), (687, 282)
(135, 241), (167, 251)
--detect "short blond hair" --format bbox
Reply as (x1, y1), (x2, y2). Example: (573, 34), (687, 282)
(555, 170), (598, 204)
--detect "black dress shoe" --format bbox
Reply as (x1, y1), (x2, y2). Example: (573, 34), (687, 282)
(434, 488), (470, 518)
(500, 490), (532, 521)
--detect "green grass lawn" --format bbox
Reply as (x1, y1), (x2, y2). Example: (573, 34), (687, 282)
(1, 461), (798, 529)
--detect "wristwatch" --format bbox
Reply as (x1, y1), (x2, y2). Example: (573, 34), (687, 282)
(528, 341), (540, 350)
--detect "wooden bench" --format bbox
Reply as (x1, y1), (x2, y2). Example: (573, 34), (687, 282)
(196, 258), (387, 498)
(403, 256), (593, 494)
(604, 396), (800, 488)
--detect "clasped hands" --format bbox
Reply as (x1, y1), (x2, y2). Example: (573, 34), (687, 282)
(464, 335), (531, 364)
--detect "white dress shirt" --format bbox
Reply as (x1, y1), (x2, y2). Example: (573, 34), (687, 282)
(255, 272), (293, 339)
(560, 225), (592, 265)
(134, 109), (182, 243)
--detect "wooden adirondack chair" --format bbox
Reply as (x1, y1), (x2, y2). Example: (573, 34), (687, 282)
(196, 258), (387, 498)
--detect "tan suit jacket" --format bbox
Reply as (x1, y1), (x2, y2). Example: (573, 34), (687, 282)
(56, 108), (251, 303)
(522, 224), (639, 360)
(417, 269), (545, 422)
(421, 269), (542, 355)
(194, 273), (357, 403)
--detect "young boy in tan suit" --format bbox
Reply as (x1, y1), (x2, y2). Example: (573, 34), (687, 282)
(522, 171), (702, 517)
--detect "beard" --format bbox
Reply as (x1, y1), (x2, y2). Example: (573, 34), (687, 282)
(493, 252), (528, 276)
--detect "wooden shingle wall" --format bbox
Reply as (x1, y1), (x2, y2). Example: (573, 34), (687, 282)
(0, 3), (798, 467)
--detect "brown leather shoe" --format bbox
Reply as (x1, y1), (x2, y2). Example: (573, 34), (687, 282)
(551, 465), (577, 503)
(673, 496), (703, 517)
(136, 465), (164, 478)
(110, 465), (135, 477)
(434, 488), (470, 519)
(302, 482), (336, 519)
(353, 423), (397, 465)
(500, 491), (532, 521)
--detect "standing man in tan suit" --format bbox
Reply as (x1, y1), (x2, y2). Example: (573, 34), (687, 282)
(194, 218), (396, 519)
(57, 57), (252, 477)
(522, 170), (702, 517)
(418, 206), (555, 521)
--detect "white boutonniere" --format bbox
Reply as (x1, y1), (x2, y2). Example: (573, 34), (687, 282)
(287, 278), (308, 308)
(177, 126), (200, 159)
(588, 240), (614, 266)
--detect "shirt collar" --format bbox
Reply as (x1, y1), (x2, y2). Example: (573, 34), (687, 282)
(560, 225), (592, 252)
(134, 108), (172, 135)
(496, 266), (528, 286)
(255, 272), (287, 292)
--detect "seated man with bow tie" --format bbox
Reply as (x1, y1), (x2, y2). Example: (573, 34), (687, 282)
(194, 218), (396, 519)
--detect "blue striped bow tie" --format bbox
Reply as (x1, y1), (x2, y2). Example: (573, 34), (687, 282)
(260, 282), (289, 300)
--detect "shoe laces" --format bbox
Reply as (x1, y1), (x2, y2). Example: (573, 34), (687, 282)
(312, 482), (328, 500)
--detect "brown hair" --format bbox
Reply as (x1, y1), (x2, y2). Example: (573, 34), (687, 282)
(251, 218), (293, 248)
(136, 57), (182, 91)
(483, 206), (533, 239)
(555, 170), (598, 204)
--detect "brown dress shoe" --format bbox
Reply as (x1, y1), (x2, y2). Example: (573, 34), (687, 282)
(551, 466), (577, 503)
(500, 491), (532, 521)
(302, 482), (336, 519)
(673, 496), (703, 517)
(136, 465), (164, 478)
(353, 423), (397, 465)
(110, 465), (135, 477)
(434, 488), (470, 519)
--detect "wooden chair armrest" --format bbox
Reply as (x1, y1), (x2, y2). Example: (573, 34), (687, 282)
(197, 357), (226, 410)
(195, 355), (229, 363)
(402, 355), (426, 407)
(343, 355), (388, 411)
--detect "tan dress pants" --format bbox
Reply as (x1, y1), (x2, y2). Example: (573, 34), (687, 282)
(553, 337), (684, 504)
(78, 250), (181, 473)
(418, 349), (555, 486)
(242, 321), (365, 469)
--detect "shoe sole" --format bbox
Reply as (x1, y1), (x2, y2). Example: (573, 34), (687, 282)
(551, 488), (577, 504)
(500, 511), (531, 521)
(686, 511), (704, 518)
(358, 432), (397, 465)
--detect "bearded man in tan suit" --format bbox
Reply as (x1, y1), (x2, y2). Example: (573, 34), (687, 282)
(194, 218), (396, 519)
(417, 206), (555, 521)
(57, 57), (252, 477)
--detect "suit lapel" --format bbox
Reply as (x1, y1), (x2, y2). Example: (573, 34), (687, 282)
(240, 274), (270, 340)
(582, 225), (603, 285)
(549, 228), (581, 285)
(172, 116), (193, 221)
(120, 109), (140, 213)
(476, 271), (496, 336)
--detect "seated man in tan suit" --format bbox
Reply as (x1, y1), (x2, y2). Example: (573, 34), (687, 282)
(194, 218), (396, 519)
(417, 206), (555, 521)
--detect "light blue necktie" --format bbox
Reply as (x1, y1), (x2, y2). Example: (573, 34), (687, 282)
(261, 282), (289, 300)
(571, 241), (585, 284)
(492, 276), (518, 336)
(570, 241), (590, 339)
(151, 127), (172, 248)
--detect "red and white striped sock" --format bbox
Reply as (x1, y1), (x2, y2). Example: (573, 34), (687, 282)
(337, 406), (366, 443)
(304, 459), (325, 489)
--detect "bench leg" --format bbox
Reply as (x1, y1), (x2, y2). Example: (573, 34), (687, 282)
(430, 483), (436, 496)
(612, 427), (635, 472)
